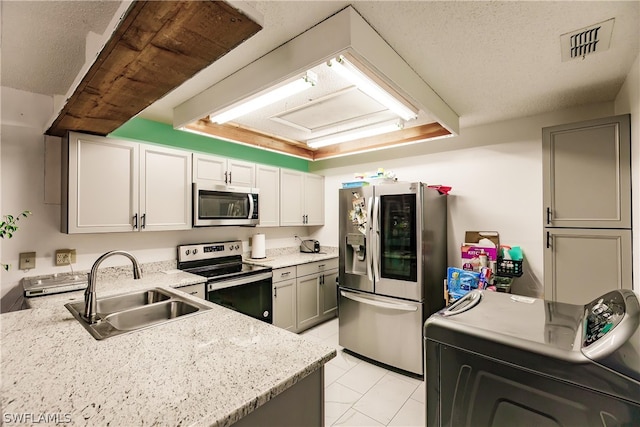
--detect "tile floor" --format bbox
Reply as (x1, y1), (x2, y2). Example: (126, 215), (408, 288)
(300, 318), (425, 426)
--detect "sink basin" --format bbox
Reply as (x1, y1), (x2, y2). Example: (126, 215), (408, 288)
(104, 300), (199, 331)
(95, 288), (171, 315)
(65, 287), (211, 340)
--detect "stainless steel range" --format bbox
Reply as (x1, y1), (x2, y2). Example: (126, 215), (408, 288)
(177, 240), (273, 323)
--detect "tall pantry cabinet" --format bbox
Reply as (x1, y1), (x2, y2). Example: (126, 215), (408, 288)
(542, 114), (632, 304)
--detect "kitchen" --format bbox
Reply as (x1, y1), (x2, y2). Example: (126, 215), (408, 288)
(2, 1), (640, 426)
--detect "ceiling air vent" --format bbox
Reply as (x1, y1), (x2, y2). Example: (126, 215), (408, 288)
(560, 18), (614, 62)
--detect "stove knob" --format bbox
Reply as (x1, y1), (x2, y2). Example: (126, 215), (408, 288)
(235, 244), (240, 250)
(185, 249), (191, 256)
(193, 249), (198, 255)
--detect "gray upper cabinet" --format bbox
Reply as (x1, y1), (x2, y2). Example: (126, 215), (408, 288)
(255, 164), (280, 227)
(280, 170), (325, 226)
(62, 132), (192, 234)
(192, 153), (255, 187)
(542, 114), (631, 229)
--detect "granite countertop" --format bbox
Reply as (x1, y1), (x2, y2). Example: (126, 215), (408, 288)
(2, 284), (336, 426)
(243, 246), (338, 269)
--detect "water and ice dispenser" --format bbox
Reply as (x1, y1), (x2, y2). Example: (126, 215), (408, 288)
(345, 233), (367, 275)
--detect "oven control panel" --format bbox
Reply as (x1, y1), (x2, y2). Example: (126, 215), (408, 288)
(178, 241), (243, 262)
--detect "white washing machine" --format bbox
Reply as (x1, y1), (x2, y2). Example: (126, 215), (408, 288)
(424, 289), (640, 427)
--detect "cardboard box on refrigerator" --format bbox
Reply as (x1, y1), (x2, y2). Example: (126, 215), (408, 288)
(461, 231), (500, 269)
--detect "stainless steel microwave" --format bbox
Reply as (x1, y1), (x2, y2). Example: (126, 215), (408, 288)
(193, 183), (259, 226)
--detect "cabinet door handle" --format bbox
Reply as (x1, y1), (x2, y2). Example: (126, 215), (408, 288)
(274, 287), (278, 297)
(228, 171), (232, 184)
(318, 264), (325, 269)
(281, 271), (291, 277)
(224, 171), (228, 184)
(141, 213), (146, 229)
(546, 207), (552, 225)
(546, 231), (552, 249)
(133, 213), (138, 230)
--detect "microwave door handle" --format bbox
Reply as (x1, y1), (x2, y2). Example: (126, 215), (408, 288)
(366, 196), (374, 282)
(248, 194), (254, 219)
(372, 196), (381, 282)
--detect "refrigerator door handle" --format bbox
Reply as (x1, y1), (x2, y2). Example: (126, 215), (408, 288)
(366, 196), (374, 282)
(546, 231), (552, 249)
(340, 290), (418, 312)
(372, 196), (381, 281)
(546, 207), (552, 225)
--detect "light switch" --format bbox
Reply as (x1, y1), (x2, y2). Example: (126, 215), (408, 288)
(19, 252), (36, 270)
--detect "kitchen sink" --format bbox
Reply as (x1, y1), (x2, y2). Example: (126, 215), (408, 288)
(95, 288), (171, 315)
(65, 287), (211, 340)
(103, 300), (199, 331)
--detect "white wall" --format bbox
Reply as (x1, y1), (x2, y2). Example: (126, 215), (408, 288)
(0, 87), (313, 312)
(614, 53), (640, 292)
(310, 102), (615, 298)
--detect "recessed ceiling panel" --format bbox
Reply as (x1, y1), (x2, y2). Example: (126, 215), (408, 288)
(272, 87), (387, 132)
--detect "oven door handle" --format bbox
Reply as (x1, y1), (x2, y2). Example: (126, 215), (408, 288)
(207, 272), (272, 292)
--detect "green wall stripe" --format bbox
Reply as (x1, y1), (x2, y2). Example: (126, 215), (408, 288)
(110, 117), (309, 172)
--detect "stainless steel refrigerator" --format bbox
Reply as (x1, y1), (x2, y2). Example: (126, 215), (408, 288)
(338, 182), (447, 375)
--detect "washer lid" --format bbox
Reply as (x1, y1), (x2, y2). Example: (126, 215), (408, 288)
(425, 290), (586, 357)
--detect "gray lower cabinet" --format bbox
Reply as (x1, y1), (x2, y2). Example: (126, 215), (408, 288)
(321, 270), (338, 317)
(272, 259), (338, 333)
(273, 267), (297, 331)
(544, 228), (632, 304)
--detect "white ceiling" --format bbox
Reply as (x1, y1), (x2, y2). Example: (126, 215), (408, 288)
(2, 1), (638, 131)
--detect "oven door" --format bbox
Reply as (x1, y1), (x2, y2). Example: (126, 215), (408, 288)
(206, 272), (273, 323)
(194, 183), (259, 226)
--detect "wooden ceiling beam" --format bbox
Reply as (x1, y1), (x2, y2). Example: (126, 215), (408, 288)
(46, 1), (262, 137)
(185, 120), (316, 160)
(186, 119), (451, 161)
(312, 122), (451, 160)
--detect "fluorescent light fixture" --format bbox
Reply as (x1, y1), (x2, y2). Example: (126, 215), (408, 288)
(209, 71), (317, 124)
(330, 55), (418, 121)
(307, 119), (404, 149)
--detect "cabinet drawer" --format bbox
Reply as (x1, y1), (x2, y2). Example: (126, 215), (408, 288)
(297, 258), (338, 277)
(273, 266), (297, 283)
(175, 283), (205, 300)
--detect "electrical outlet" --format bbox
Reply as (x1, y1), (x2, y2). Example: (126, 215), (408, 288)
(55, 249), (76, 266)
(19, 252), (36, 270)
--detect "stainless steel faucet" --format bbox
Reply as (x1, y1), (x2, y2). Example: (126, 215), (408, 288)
(83, 250), (142, 323)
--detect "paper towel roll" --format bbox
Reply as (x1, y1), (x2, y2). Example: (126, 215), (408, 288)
(251, 234), (266, 259)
